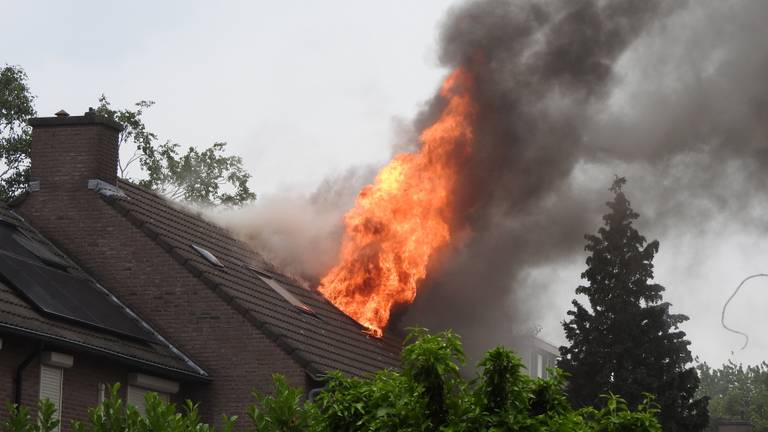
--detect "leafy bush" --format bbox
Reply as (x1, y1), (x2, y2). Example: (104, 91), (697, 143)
(2, 329), (662, 432)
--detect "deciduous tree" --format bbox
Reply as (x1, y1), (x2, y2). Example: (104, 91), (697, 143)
(95, 95), (256, 206)
(0, 64), (35, 202)
(0, 64), (255, 206)
(697, 361), (768, 431)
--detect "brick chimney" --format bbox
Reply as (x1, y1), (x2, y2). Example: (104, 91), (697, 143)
(27, 108), (123, 192)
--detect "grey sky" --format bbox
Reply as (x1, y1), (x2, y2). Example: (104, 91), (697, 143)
(4, 0), (768, 368)
(5, 0), (448, 191)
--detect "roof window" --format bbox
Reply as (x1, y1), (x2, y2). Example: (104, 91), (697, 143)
(250, 267), (317, 318)
(191, 245), (224, 268)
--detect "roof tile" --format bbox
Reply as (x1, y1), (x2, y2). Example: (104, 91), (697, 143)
(107, 181), (401, 378)
(0, 203), (207, 379)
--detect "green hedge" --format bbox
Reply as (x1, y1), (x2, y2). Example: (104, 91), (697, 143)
(3, 329), (661, 432)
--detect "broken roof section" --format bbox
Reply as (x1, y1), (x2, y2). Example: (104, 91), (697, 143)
(104, 180), (401, 378)
(0, 203), (208, 380)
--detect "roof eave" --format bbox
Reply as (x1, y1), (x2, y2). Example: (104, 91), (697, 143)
(0, 323), (211, 383)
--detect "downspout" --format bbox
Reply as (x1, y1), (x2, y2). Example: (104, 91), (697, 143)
(307, 387), (323, 403)
(14, 342), (44, 406)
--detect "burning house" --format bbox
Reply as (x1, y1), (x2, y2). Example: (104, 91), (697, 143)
(2, 0), (731, 426)
(0, 110), (400, 429)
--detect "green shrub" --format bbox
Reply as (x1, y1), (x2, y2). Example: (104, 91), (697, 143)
(2, 329), (663, 432)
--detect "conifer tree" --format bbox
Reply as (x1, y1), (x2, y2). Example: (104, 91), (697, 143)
(559, 176), (709, 431)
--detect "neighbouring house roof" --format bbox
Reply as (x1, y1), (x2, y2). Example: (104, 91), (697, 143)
(103, 180), (401, 379)
(532, 337), (560, 356)
(0, 203), (208, 381)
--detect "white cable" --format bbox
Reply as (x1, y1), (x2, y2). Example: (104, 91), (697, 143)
(721, 273), (768, 350)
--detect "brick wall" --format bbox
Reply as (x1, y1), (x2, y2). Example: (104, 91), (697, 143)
(29, 117), (120, 189)
(1, 334), (131, 432)
(0, 335), (40, 417)
(0, 333), (200, 431)
(18, 117), (307, 422)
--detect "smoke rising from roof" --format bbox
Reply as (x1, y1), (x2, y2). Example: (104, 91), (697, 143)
(215, 0), (768, 363)
(400, 0), (677, 358)
(403, 0), (768, 361)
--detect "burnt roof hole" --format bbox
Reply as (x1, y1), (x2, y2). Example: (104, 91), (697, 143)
(191, 244), (224, 268)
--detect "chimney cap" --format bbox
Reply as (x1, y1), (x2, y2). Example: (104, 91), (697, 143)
(28, 112), (124, 132)
(55, 110), (69, 117)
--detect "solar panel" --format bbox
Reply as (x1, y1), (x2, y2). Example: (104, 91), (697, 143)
(0, 214), (21, 226)
(0, 224), (40, 263)
(0, 252), (156, 342)
(12, 232), (71, 270)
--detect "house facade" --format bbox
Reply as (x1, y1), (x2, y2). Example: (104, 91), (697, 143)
(1, 110), (400, 428)
(510, 335), (560, 380)
(0, 200), (207, 430)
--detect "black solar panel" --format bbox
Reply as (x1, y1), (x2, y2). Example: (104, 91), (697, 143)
(0, 252), (156, 342)
(0, 215), (20, 226)
(12, 233), (71, 270)
(0, 224), (40, 262)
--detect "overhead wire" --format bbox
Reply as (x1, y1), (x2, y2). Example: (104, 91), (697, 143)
(721, 273), (768, 351)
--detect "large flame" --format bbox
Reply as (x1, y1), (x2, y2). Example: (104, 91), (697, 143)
(318, 68), (476, 337)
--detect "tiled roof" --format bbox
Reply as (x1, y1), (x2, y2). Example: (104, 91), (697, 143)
(0, 203), (207, 380)
(105, 180), (401, 378)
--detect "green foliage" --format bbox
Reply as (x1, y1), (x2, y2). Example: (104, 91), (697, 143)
(401, 328), (465, 428)
(95, 96), (256, 206)
(311, 328), (663, 432)
(69, 383), (216, 432)
(249, 374), (309, 431)
(3, 329), (664, 432)
(0, 64), (255, 206)
(697, 361), (768, 431)
(559, 176), (709, 431)
(0, 64), (35, 202)
(580, 394), (663, 432)
(2, 399), (58, 432)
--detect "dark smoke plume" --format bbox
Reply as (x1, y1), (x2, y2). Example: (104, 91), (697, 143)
(217, 0), (768, 363)
(399, 0), (676, 358)
(400, 0), (768, 362)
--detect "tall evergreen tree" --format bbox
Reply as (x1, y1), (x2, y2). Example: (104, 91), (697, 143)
(559, 176), (709, 431)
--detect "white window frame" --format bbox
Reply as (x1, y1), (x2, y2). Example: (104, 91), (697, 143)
(126, 385), (170, 415)
(125, 373), (178, 415)
(536, 353), (544, 378)
(39, 365), (63, 432)
(97, 383), (107, 403)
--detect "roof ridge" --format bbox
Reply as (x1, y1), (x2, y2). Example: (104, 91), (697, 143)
(114, 179), (265, 260)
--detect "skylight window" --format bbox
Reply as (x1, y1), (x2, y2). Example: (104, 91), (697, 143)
(250, 268), (317, 318)
(191, 244), (224, 268)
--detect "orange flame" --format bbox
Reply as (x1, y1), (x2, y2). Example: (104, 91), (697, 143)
(318, 68), (477, 337)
